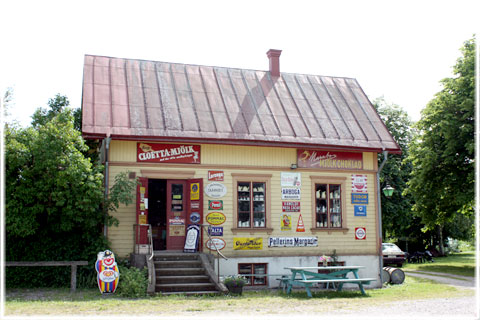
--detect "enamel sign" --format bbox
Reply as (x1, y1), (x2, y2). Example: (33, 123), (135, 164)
(281, 172), (301, 187)
(233, 237), (263, 250)
(205, 182), (227, 198)
(355, 227), (366, 240)
(282, 201), (300, 212)
(208, 200), (223, 210)
(352, 174), (368, 193)
(206, 212), (226, 225)
(354, 205), (367, 217)
(208, 171), (224, 181)
(352, 193), (369, 204)
(268, 237), (318, 247)
(281, 187), (301, 200)
(205, 238), (226, 251)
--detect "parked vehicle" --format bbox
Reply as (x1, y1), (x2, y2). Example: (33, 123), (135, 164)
(382, 243), (406, 267)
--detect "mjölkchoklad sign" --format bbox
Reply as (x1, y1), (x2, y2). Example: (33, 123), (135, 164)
(137, 143), (200, 164)
(233, 237), (263, 250)
(297, 149), (363, 170)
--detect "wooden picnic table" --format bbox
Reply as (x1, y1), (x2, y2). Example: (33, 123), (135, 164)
(284, 266), (375, 297)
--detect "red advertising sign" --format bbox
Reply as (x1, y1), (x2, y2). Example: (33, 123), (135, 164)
(282, 201), (301, 212)
(137, 143), (200, 164)
(297, 150), (363, 170)
(208, 171), (224, 181)
(355, 227), (366, 240)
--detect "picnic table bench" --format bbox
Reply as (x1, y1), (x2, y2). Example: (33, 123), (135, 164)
(6, 261), (89, 292)
(284, 266), (376, 297)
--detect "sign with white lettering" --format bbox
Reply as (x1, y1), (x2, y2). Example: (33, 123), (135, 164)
(208, 226), (223, 236)
(208, 171), (224, 181)
(137, 143), (200, 164)
(282, 201), (301, 212)
(354, 205), (367, 217)
(355, 227), (366, 240)
(297, 150), (363, 170)
(281, 187), (301, 200)
(268, 237), (318, 247)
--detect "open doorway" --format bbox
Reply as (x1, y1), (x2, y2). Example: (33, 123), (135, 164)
(148, 179), (167, 250)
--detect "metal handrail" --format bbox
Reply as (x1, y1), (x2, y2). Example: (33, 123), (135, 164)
(200, 224), (227, 283)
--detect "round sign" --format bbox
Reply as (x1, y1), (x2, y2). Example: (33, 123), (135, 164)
(206, 212), (226, 225)
(190, 212), (201, 224)
(355, 227), (366, 240)
(205, 182), (227, 198)
(205, 238), (226, 251)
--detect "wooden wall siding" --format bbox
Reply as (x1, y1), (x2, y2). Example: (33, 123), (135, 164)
(109, 140), (377, 170)
(107, 159), (378, 258)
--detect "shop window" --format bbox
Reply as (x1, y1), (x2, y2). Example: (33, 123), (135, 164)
(237, 182), (266, 228)
(238, 263), (267, 286)
(232, 174), (272, 233)
(311, 176), (348, 232)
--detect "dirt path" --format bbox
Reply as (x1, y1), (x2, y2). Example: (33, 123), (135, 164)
(404, 270), (475, 289)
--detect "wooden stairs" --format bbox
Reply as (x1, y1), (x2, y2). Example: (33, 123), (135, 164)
(151, 252), (226, 296)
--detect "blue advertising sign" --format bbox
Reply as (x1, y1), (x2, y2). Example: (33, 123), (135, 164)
(209, 226), (223, 236)
(354, 205), (367, 217)
(351, 193), (368, 204)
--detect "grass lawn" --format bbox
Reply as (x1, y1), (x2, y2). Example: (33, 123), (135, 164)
(4, 276), (472, 316)
(402, 251), (476, 277)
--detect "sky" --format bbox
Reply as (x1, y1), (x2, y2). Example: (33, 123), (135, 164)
(0, 0), (478, 127)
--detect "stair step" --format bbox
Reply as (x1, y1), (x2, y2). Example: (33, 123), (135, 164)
(156, 267), (206, 276)
(154, 260), (202, 267)
(156, 282), (215, 289)
(156, 275), (210, 284)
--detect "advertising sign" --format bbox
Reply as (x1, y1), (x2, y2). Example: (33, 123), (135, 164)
(169, 218), (185, 236)
(208, 200), (223, 210)
(354, 205), (367, 217)
(206, 212), (226, 225)
(351, 174), (368, 193)
(208, 226), (223, 236)
(190, 182), (200, 200)
(281, 187), (301, 200)
(296, 214), (305, 232)
(208, 171), (224, 181)
(281, 213), (292, 231)
(352, 193), (369, 204)
(268, 237), (318, 247)
(281, 172), (301, 187)
(205, 238), (226, 251)
(297, 149), (363, 170)
(355, 227), (367, 240)
(282, 201), (300, 212)
(205, 182), (227, 198)
(137, 143), (200, 164)
(233, 237), (263, 250)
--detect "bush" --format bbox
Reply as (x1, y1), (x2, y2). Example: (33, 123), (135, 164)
(116, 265), (148, 298)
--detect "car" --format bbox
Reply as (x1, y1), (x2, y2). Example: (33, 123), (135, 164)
(382, 243), (406, 267)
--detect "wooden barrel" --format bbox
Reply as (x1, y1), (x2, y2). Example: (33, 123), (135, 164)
(383, 267), (405, 284)
(381, 268), (391, 283)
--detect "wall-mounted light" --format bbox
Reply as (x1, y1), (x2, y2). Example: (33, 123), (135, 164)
(290, 164), (298, 170)
(383, 184), (394, 197)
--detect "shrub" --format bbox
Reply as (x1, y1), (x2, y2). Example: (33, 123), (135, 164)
(116, 265), (148, 298)
(222, 275), (247, 287)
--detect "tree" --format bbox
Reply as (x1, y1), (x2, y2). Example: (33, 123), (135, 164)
(374, 98), (417, 249)
(406, 37), (475, 254)
(5, 96), (137, 287)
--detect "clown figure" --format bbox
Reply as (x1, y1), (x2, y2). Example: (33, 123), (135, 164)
(95, 250), (120, 294)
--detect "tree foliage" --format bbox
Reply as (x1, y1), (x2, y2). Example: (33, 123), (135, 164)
(406, 37), (475, 245)
(5, 95), (138, 287)
(374, 98), (417, 243)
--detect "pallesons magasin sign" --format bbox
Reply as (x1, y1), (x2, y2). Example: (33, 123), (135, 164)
(137, 143), (201, 164)
(297, 149), (363, 170)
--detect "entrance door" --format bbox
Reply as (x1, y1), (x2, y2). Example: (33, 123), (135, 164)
(166, 180), (187, 250)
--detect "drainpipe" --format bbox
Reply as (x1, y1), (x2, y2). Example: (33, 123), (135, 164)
(377, 150), (388, 285)
(103, 136), (111, 238)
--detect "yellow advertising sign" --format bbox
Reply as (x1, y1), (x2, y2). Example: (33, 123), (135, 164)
(138, 215), (147, 225)
(206, 212), (226, 225)
(281, 213), (292, 231)
(190, 183), (200, 200)
(233, 237), (263, 250)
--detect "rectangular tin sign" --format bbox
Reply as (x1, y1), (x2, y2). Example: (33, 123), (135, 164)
(208, 226), (223, 236)
(137, 143), (200, 164)
(208, 170), (224, 181)
(351, 193), (369, 204)
(268, 237), (318, 247)
(282, 201), (301, 212)
(354, 205), (367, 217)
(208, 200), (223, 210)
(297, 149), (363, 170)
(281, 187), (301, 200)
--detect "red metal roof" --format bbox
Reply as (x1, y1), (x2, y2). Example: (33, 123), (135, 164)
(81, 54), (401, 153)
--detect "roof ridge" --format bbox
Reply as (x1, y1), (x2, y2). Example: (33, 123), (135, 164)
(84, 54), (358, 80)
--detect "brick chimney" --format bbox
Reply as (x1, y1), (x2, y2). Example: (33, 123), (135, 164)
(266, 49), (282, 77)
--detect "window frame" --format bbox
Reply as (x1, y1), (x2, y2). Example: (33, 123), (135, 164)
(310, 176), (348, 234)
(232, 173), (272, 234)
(238, 263), (268, 286)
